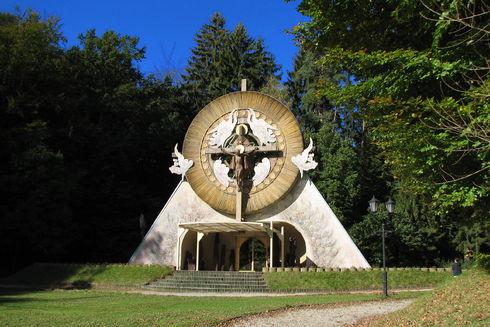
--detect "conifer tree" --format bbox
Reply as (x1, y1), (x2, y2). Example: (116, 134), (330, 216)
(183, 13), (279, 112)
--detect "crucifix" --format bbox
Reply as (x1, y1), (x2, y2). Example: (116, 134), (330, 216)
(204, 79), (281, 221)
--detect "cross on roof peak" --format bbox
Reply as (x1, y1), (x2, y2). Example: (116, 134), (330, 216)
(241, 79), (247, 92)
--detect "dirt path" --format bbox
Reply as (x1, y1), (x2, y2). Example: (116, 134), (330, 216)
(222, 299), (413, 327)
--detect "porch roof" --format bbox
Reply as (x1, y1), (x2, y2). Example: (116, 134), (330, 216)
(179, 221), (267, 234)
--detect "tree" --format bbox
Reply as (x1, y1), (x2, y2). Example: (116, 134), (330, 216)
(290, 0), (489, 258)
(183, 13), (280, 112)
(0, 10), (188, 275)
(0, 11), (77, 274)
(287, 49), (392, 230)
(311, 122), (361, 226)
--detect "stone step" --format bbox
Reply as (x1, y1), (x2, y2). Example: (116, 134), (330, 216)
(152, 281), (267, 287)
(153, 282), (267, 288)
(155, 278), (267, 283)
(152, 286), (268, 290)
(166, 276), (264, 282)
(145, 285), (269, 292)
(174, 272), (263, 277)
(146, 271), (270, 293)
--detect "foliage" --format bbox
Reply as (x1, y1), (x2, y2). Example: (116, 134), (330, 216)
(265, 270), (451, 291)
(0, 10), (187, 276)
(474, 253), (490, 273)
(357, 269), (490, 326)
(310, 121), (361, 225)
(292, 0), (489, 210)
(1, 263), (173, 288)
(259, 76), (292, 108)
(182, 12), (280, 112)
(289, 0), (490, 263)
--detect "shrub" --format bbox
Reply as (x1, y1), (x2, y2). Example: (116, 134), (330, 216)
(474, 253), (490, 272)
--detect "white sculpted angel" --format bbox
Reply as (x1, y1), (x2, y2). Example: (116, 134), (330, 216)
(291, 138), (318, 177)
(169, 143), (194, 180)
(213, 158), (233, 187)
(209, 109), (238, 148)
(252, 157), (271, 186)
(247, 108), (277, 145)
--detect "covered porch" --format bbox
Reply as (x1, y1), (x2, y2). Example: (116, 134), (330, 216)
(177, 221), (287, 271)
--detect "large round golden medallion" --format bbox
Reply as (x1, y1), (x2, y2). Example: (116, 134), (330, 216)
(182, 91), (303, 215)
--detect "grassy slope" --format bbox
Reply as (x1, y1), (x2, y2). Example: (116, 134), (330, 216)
(356, 269), (490, 326)
(265, 270), (451, 291)
(0, 290), (423, 327)
(1, 263), (173, 288)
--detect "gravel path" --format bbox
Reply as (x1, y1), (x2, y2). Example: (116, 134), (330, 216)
(223, 299), (414, 327)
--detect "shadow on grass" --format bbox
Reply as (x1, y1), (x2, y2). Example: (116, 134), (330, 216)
(0, 290), (37, 304)
(0, 289), (105, 305)
(0, 263), (103, 291)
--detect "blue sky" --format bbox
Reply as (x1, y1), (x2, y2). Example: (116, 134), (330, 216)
(2, 1), (306, 79)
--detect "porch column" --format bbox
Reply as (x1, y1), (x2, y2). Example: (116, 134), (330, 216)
(196, 232), (204, 271)
(234, 237), (241, 271)
(177, 227), (186, 270)
(270, 221), (274, 268)
(251, 238), (255, 272)
(281, 226), (285, 268)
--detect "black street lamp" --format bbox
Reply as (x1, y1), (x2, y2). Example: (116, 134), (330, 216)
(386, 198), (395, 214)
(368, 195), (380, 213)
(368, 195), (395, 297)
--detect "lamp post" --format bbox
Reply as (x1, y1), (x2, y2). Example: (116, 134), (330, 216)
(368, 195), (395, 297)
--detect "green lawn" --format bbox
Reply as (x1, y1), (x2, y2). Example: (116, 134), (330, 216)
(265, 270), (452, 291)
(0, 290), (424, 327)
(1, 263), (173, 288)
(357, 269), (490, 326)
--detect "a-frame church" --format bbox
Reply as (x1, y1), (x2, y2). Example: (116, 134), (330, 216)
(130, 81), (370, 271)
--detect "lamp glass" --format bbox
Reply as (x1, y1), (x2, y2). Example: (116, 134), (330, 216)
(368, 195), (380, 213)
(386, 198), (395, 213)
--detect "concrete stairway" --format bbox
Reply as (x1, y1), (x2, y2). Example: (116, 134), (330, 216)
(145, 270), (269, 293)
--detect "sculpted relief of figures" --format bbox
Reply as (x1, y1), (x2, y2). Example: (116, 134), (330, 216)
(213, 158), (233, 187)
(206, 108), (276, 189)
(209, 109), (238, 148)
(246, 108), (277, 145)
(252, 157), (271, 186)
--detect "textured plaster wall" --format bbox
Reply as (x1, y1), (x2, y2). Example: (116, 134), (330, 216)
(249, 178), (370, 268)
(129, 181), (232, 266)
(130, 177), (370, 268)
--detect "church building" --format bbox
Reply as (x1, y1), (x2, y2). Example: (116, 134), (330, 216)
(130, 83), (370, 271)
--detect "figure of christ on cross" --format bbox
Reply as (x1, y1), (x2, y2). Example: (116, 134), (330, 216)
(205, 123), (280, 220)
(223, 126), (256, 191)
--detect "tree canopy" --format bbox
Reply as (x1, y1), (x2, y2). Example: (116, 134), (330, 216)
(183, 13), (280, 112)
(0, 11), (188, 275)
(288, 0), (489, 262)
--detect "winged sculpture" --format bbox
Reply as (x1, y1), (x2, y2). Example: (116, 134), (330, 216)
(252, 157), (271, 186)
(213, 158), (233, 187)
(247, 109), (277, 145)
(291, 138), (318, 177)
(169, 143), (193, 180)
(209, 109), (238, 148)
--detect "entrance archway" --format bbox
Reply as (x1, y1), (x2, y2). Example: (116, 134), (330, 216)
(179, 231), (238, 271)
(270, 222), (307, 267)
(239, 238), (266, 271)
(180, 230), (197, 270)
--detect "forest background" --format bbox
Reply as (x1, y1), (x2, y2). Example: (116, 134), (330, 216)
(1, 0), (488, 276)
